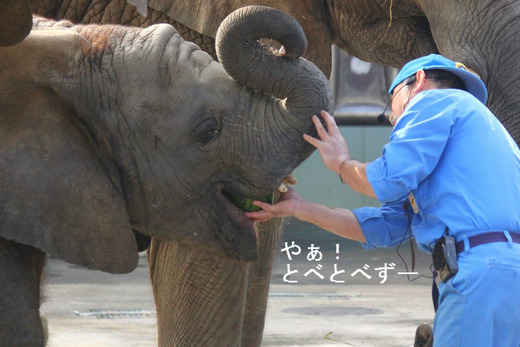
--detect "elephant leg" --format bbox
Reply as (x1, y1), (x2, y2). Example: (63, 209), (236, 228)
(0, 236), (46, 346)
(241, 218), (284, 346)
(148, 239), (249, 346)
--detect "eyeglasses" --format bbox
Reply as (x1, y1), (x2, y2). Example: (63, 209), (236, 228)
(379, 75), (417, 122)
(391, 75), (416, 97)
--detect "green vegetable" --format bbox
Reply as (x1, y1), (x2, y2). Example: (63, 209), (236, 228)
(230, 194), (272, 212)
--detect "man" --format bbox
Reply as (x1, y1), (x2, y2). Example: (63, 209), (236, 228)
(247, 54), (520, 346)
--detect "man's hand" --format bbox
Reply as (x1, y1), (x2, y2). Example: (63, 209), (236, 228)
(303, 110), (350, 175)
(247, 186), (367, 243)
(246, 187), (303, 223)
(304, 110), (376, 198)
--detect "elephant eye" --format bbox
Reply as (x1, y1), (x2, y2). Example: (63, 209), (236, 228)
(193, 118), (220, 146)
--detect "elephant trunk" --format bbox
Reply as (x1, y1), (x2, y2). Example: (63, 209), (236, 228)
(148, 239), (249, 346)
(215, 5), (334, 142)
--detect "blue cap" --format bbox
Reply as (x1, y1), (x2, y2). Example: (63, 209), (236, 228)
(388, 54), (488, 104)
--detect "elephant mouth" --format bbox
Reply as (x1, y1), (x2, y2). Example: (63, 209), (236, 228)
(208, 182), (286, 261)
(204, 188), (261, 262)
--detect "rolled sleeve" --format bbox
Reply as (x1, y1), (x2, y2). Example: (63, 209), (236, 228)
(366, 158), (409, 203)
(353, 202), (410, 250)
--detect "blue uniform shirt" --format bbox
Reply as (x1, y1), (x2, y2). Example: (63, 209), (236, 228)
(353, 89), (520, 253)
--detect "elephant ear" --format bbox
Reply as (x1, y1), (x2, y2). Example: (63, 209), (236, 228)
(148, 0), (333, 76)
(0, 89), (139, 274)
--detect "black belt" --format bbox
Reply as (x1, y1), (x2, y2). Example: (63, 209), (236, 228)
(455, 231), (520, 254)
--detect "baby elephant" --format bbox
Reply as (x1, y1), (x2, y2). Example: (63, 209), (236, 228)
(0, 6), (332, 345)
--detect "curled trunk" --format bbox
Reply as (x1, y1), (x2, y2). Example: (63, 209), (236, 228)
(216, 5), (333, 133)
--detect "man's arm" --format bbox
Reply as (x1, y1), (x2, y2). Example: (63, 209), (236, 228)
(292, 199), (367, 242)
(246, 187), (367, 243)
(337, 159), (376, 198)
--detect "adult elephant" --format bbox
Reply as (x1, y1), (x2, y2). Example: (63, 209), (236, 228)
(0, 6), (332, 345)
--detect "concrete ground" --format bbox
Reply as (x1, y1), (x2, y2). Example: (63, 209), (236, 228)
(40, 220), (435, 346)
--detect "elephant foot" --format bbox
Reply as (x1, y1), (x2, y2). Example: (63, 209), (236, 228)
(41, 313), (49, 345)
(0, 237), (46, 346)
(0, 316), (47, 346)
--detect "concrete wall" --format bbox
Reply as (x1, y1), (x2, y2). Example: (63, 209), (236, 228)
(292, 125), (392, 211)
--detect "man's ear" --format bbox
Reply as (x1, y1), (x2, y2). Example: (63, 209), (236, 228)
(413, 70), (430, 93)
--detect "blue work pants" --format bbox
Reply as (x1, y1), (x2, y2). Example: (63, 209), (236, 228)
(434, 240), (520, 346)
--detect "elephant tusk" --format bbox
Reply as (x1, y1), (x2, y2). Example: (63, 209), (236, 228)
(277, 174), (298, 193)
(277, 183), (288, 193)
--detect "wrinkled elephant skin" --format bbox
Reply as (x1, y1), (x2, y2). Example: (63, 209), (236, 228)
(148, 218), (283, 346)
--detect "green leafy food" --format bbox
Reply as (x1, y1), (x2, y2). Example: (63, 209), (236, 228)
(230, 194), (272, 212)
